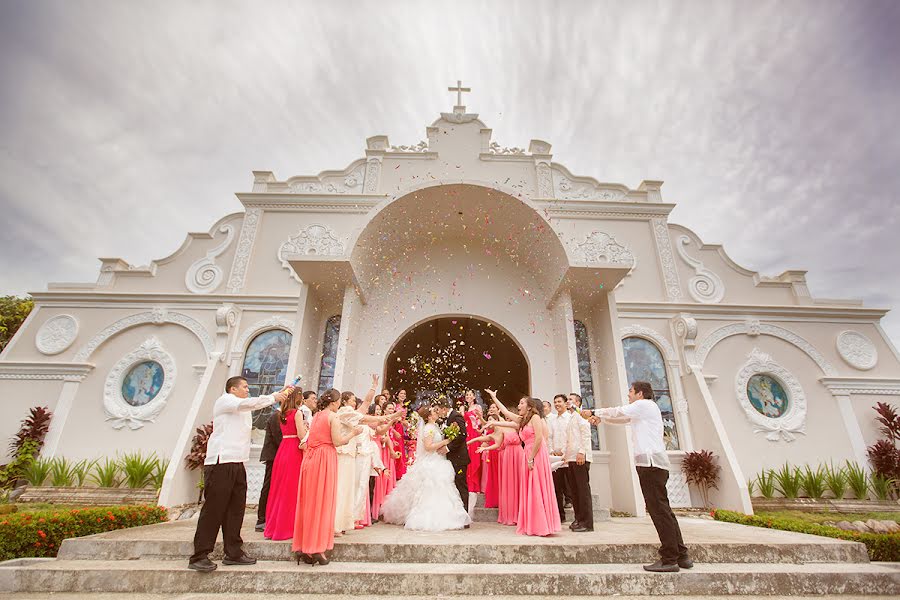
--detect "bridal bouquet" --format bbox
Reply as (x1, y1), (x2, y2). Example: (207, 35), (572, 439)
(442, 422), (461, 441)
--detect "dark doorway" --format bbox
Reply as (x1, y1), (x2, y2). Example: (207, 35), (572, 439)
(384, 316), (529, 410)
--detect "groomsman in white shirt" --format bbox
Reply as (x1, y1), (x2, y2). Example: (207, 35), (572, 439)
(188, 376), (292, 572)
(595, 381), (692, 573)
(565, 394), (593, 531)
(547, 394), (572, 522)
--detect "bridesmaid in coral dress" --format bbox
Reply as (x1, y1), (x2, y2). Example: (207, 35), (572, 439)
(497, 426), (526, 524)
(486, 389), (559, 536)
(466, 414), (502, 509)
(463, 390), (483, 494)
(387, 398), (407, 480)
(263, 389), (308, 540)
(371, 423), (398, 521)
(292, 389), (362, 566)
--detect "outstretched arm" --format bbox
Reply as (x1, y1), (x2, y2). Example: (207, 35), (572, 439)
(485, 389), (521, 424)
(466, 434), (494, 446)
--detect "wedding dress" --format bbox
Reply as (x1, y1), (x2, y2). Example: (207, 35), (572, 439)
(380, 420), (472, 531)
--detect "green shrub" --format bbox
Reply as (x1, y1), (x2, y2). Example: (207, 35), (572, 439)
(773, 463), (803, 498)
(0, 440), (40, 488)
(21, 458), (52, 487)
(49, 457), (76, 487)
(71, 459), (98, 487)
(712, 509), (900, 562)
(845, 461), (870, 500)
(89, 458), (120, 488)
(800, 465), (827, 499)
(151, 459), (170, 490)
(119, 452), (158, 489)
(871, 474), (895, 501)
(824, 462), (848, 500)
(755, 470), (776, 498)
(0, 505), (167, 560)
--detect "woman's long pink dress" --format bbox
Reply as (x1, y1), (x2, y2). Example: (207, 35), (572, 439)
(292, 411), (337, 554)
(516, 424), (560, 536)
(371, 432), (396, 520)
(464, 410), (482, 493)
(263, 409), (303, 540)
(390, 422), (407, 480)
(498, 429), (525, 525)
(482, 439), (500, 509)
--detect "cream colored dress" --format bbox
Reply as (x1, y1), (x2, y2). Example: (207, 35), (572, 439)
(334, 406), (360, 533)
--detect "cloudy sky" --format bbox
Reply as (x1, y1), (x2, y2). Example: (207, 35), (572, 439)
(1, 0), (899, 346)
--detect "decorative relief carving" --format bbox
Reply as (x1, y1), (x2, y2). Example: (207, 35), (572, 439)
(572, 231), (635, 265)
(35, 315), (79, 355)
(226, 208), (261, 294)
(696, 322), (837, 376)
(278, 224), (346, 283)
(364, 159), (381, 194)
(185, 224), (235, 294)
(103, 337), (176, 430)
(676, 236), (725, 304)
(389, 141), (428, 153)
(666, 471), (691, 508)
(651, 219), (682, 301)
(536, 163), (554, 198)
(672, 314), (698, 342)
(488, 142), (526, 155)
(836, 331), (878, 371)
(440, 110), (479, 124)
(216, 304), (239, 334)
(289, 163), (365, 194)
(735, 348), (807, 442)
(554, 176), (626, 201)
(73, 310), (214, 362)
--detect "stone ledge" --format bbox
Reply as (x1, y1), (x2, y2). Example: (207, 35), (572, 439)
(17, 486), (159, 506)
(751, 498), (900, 514)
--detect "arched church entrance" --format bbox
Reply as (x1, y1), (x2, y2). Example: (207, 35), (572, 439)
(383, 315), (529, 410)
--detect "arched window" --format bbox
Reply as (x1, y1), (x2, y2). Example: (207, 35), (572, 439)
(573, 320), (600, 450)
(622, 336), (679, 450)
(241, 329), (292, 434)
(317, 315), (341, 395)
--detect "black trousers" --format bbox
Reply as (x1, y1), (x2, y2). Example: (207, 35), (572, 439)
(451, 460), (469, 512)
(636, 466), (688, 564)
(369, 476), (377, 520)
(552, 468), (568, 521)
(565, 461), (593, 528)
(256, 460), (274, 526)
(190, 462), (247, 563)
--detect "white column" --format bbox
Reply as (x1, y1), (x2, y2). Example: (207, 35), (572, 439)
(331, 286), (360, 391)
(41, 377), (83, 459)
(833, 392), (869, 467)
(285, 282), (310, 379)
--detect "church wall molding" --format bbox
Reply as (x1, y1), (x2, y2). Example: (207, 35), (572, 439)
(35, 314), (79, 355)
(185, 223), (236, 294)
(103, 337), (177, 430)
(835, 330), (879, 371)
(616, 301), (888, 321)
(72, 309), (215, 363)
(226, 208), (262, 294)
(0, 362), (94, 382)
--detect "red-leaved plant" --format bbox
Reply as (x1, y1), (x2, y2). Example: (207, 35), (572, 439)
(867, 402), (900, 499)
(8, 406), (52, 458)
(184, 422), (213, 503)
(682, 449), (721, 509)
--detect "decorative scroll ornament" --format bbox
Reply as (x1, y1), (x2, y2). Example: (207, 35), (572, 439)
(389, 141), (429, 153)
(651, 219), (682, 301)
(573, 231), (635, 266)
(735, 348), (806, 442)
(185, 224), (235, 294)
(36, 315), (79, 355)
(364, 159), (381, 193)
(488, 142), (526, 155)
(227, 208), (261, 294)
(103, 337), (176, 430)
(278, 224), (345, 282)
(555, 175), (625, 201)
(289, 163), (365, 194)
(836, 330), (878, 371)
(536, 163), (554, 198)
(676, 236), (725, 303)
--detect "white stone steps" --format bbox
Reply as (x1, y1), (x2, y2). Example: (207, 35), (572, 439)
(1, 559), (898, 596)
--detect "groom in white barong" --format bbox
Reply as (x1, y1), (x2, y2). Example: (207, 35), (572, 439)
(380, 404), (472, 531)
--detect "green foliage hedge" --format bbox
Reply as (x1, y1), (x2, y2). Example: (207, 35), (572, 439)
(0, 505), (167, 561)
(713, 509), (900, 562)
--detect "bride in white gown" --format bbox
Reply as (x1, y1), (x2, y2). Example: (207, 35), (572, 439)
(380, 405), (472, 531)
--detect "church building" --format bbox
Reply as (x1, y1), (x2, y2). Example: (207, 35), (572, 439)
(2, 86), (899, 514)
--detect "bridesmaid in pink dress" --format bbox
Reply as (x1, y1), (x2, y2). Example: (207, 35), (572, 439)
(371, 423), (397, 521)
(386, 399), (408, 480)
(263, 390), (308, 540)
(486, 389), (560, 536)
(497, 427), (526, 524)
(292, 389), (362, 566)
(463, 390), (483, 494)
(466, 413), (502, 509)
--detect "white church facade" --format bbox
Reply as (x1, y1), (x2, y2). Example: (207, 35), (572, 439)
(2, 90), (900, 515)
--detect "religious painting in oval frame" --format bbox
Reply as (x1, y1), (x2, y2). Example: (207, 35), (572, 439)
(121, 360), (165, 407)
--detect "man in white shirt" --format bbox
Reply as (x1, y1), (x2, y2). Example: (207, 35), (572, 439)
(547, 394), (572, 523)
(188, 376), (291, 572)
(596, 381), (691, 573)
(565, 394), (593, 532)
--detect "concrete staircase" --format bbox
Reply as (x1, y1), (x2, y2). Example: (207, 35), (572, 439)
(0, 512), (898, 596)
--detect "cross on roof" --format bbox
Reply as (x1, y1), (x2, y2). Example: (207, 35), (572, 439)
(448, 80), (471, 108)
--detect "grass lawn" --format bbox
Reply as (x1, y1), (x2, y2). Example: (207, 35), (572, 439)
(755, 510), (900, 524)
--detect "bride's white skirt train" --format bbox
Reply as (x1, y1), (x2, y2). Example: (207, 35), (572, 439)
(380, 452), (472, 532)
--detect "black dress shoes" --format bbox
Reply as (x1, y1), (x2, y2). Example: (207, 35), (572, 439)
(568, 521), (579, 530)
(188, 558), (217, 572)
(223, 554), (257, 566)
(254, 522), (265, 532)
(678, 556), (694, 569)
(643, 560), (679, 573)
(571, 524), (593, 532)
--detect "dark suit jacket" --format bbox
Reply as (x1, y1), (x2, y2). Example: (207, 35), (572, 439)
(445, 409), (470, 469)
(259, 409), (283, 463)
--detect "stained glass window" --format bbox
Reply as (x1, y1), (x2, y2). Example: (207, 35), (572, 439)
(622, 336), (680, 450)
(573, 320), (600, 450)
(241, 329), (292, 435)
(317, 315), (342, 395)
